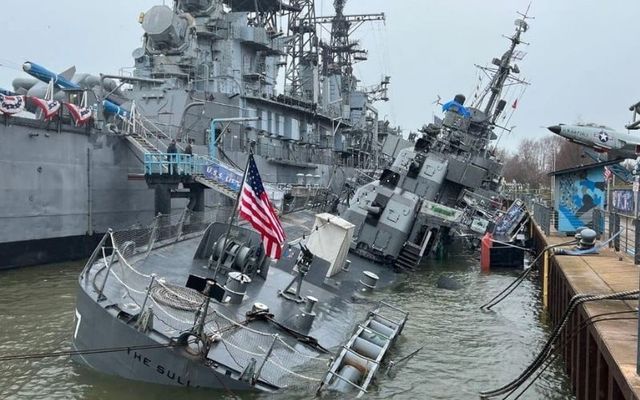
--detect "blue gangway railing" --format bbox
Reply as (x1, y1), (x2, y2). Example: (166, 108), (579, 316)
(143, 153), (242, 192)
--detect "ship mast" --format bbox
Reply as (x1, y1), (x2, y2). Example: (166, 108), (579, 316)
(474, 6), (532, 121)
(315, 1), (385, 103)
(284, 0), (319, 102)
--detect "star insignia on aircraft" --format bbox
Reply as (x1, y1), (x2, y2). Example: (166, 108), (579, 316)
(599, 131), (609, 143)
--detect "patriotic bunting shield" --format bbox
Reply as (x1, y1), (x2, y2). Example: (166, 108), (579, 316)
(0, 94), (25, 115)
(64, 102), (92, 125)
(238, 154), (286, 259)
(31, 97), (61, 120)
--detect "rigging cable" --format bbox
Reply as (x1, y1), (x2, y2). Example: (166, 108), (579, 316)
(479, 238), (578, 310)
(479, 290), (640, 398)
(480, 230), (622, 310)
(507, 311), (638, 400)
(0, 341), (190, 362)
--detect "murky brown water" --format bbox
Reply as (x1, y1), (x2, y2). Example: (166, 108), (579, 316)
(0, 252), (574, 400)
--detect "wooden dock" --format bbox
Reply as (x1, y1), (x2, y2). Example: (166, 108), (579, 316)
(534, 223), (640, 399)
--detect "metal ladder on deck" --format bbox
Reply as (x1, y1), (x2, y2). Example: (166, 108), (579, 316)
(318, 302), (409, 397)
(395, 242), (422, 270)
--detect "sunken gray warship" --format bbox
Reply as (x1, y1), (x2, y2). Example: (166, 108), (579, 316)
(0, 0), (393, 269)
(339, 15), (531, 270)
(73, 209), (408, 395)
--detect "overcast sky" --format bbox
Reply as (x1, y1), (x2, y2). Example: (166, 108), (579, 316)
(2, 0), (639, 151)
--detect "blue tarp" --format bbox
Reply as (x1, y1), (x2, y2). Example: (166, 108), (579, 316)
(442, 100), (471, 118)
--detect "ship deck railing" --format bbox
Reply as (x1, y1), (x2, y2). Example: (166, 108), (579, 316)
(81, 213), (335, 389)
(144, 153), (243, 188)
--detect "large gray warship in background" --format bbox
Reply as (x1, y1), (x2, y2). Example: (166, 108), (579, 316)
(339, 13), (532, 270)
(0, 0), (395, 269)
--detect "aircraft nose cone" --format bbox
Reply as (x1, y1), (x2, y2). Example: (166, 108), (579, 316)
(22, 62), (32, 72)
(547, 125), (562, 134)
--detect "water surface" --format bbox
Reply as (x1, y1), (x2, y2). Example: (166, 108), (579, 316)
(0, 253), (574, 399)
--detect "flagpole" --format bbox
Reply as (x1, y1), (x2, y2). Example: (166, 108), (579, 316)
(211, 150), (253, 280)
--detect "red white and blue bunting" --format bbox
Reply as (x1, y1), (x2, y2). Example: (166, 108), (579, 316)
(30, 97), (61, 120)
(64, 102), (92, 126)
(1, 93), (93, 125)
(0, 94), (25, 115)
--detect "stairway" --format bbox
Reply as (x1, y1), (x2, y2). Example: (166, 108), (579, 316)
(194, 176), (238, 200)
(394, 242), (422, 270)
(126, 133), (162, 154)
(121, 111), (240, 199)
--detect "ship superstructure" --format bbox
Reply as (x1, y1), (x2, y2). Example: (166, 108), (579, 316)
(340, 12), (531, 270)
(0, 0), (395, 268)
(123, 0), (390, 181)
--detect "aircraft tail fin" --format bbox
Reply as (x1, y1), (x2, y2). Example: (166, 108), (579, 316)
(59, 66), (76, 80)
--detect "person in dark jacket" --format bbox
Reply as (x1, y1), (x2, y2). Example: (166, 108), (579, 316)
(166, 139), (178, 174)
(184, 139), (193, 156)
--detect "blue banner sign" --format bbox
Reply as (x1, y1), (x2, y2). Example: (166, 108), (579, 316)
(204, 163), (242, 192)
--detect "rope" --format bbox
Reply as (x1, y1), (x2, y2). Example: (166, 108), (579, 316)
(111, 243), (152, 279)
(220, 337), (267, 357)
(149, 296), (198, 326)
(508, 312), (638, 400)
(480, 238), (578, 310)
(0, 341), (190, 362)
(276, 337), (331, 361)
(480, 290), (639, 398)
(214, 311), (274, 337)
(109, 269), (148, 295)
(266, 356), (323, 382)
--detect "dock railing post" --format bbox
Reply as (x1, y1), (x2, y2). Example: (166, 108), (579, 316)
(635, 218), (640, 265)
(81, 229), (112, 280)
(608, 210), (615, 247)
(146, 213), (161, 259)
(613, 213), (621, 252)
(542, 250), (549, 309)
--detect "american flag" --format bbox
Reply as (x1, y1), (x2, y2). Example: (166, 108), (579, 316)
(603, 166), (613, 181)
(238, 154), (286, 259)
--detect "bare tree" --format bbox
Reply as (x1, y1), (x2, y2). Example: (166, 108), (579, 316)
(499, 136), (584, 188)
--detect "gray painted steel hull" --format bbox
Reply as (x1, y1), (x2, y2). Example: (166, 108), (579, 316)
(72, 285), (260, 391)
(0, 119), (174, 268)
(0, 117), (353, 269)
